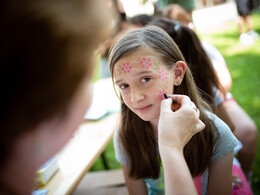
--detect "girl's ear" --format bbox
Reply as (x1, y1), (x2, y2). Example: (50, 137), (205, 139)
(172, 61), (186, 86)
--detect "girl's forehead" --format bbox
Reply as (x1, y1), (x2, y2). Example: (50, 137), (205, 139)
(113, 50), (169, 80)
(115, 49), (163, 67)
(119, 49), (154, 61)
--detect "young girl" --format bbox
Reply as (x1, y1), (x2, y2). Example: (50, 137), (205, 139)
(109, 26), (238, 194)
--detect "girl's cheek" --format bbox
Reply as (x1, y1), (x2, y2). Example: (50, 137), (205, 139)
(156, 75), (173, 100)
(153, 82), (166, 100)
(121, 93), (130, 105)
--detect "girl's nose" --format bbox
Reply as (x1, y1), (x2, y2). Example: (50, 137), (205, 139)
(130, 88), (145, 104)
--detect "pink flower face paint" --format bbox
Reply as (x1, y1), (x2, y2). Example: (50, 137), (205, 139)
(114, 53), (175, 123)
(139, 57), (152, 69)
(115, 56), (171, 101)
(159, 88), (167, 100)
(118, 62), (132, 74)
(158, 67), (167, 81)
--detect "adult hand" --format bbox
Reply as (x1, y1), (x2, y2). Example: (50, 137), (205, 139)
(158, 95), (205, 152)
(158, 95), (203, 195)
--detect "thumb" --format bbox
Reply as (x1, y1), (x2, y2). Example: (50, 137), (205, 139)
(194, 120), (206, 134)
(160, 98), (173, 113)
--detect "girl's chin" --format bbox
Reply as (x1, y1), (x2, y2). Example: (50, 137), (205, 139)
(139, 117), (150, 122)
(137, 114), (158, 123)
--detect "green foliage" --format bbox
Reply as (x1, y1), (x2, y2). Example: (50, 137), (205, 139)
(90, 11), (260, 194)
(142, 0), (148, 4)
(90, 139), (121, 171)
(92, 53), (101, 82)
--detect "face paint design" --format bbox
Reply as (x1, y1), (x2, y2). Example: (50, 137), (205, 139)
(139, 57), (152, 69)
(151, 62), (168, 93)
(114, 54), (174, 123)
(116, 56), (170, 100)
(118, 62), (132, 74)
(158, 67), (167, 81)
(117, 56), (157, 75)
(158, 88), (167, 100)
(149, 62), (169, 100)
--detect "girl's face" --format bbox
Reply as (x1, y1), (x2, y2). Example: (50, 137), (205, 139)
(114, 48), (180, 124)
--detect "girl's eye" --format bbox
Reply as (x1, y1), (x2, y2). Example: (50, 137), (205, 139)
(141, 78), (150, 83)
(120, 84), (129, 90)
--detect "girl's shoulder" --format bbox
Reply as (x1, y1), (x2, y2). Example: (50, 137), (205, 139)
(205, 111), (239, 161)
(205, 111), (228, 130)
(206, 111), (233, 138)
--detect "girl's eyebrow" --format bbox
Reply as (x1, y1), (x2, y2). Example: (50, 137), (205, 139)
(115, 79), (123, 85)
(135, 70), (153, 76)
(115, 70), (154, 85)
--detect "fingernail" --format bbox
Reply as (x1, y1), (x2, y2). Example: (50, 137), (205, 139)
(173, 100), (177, 104)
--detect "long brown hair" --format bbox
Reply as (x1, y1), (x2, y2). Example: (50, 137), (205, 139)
(109, 26), (217, 179)
(148, 18), (226, 108)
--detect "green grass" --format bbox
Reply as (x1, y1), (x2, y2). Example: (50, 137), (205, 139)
(90, 11), (260, 194)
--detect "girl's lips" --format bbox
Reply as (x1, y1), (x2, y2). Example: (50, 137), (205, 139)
(136, 105), (152, 113)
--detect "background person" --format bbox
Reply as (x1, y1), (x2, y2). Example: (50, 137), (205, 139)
(235, 0), (259, 44)
(155, 0), (195, 17)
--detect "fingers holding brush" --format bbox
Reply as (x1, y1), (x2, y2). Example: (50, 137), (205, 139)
(164, 93), (200, 118)
(159, 94), (205, 151)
